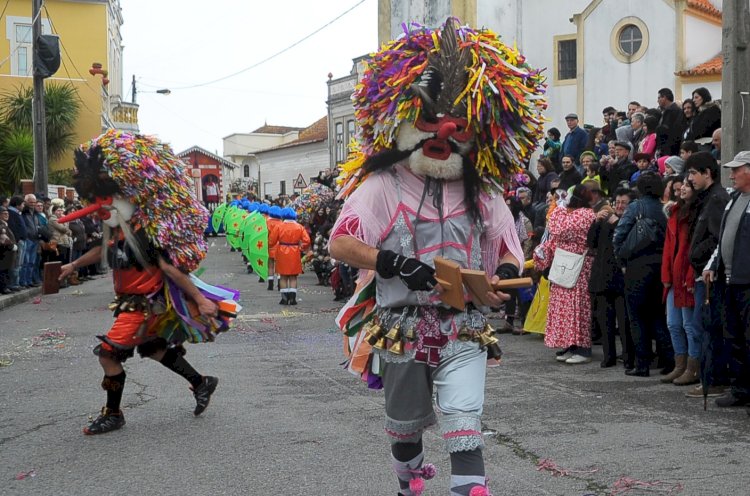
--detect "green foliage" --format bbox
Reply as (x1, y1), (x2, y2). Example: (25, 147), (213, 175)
(44, 83), (80, 161)
(0, 82), (81, 161)
(0, 128), (34, 194)
(48, 168), (75, 186)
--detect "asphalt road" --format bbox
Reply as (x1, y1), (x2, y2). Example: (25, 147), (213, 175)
(1, 239), (749, 496)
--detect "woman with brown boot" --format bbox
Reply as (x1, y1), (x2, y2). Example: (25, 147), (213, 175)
(661, 180), (700, 385)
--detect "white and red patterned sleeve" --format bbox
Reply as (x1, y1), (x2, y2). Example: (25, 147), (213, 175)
(330, 173), (392, 248)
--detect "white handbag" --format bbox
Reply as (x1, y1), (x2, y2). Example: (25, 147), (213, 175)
(548, 248), (587, 289)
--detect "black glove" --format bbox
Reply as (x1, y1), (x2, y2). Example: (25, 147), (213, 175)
(495, 262), (519, 281)
(376, 249), (437, 291)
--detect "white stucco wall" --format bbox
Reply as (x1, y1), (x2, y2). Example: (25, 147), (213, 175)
(581, 0), (676, 127)
(508, 0), (589, 132)
(684, 15), (722, 68)
(681, 80), (722, 103)
(223, 132), (299, 157)
(254, 141), (330, 198)
(389, 0), (452, 37)
(477, 0), (519, 47)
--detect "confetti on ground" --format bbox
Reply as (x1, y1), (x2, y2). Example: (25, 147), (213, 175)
(32, 296), (42, 304)
(0, 357), (13, 367)
(536, 459), (599, 478)
(31, 330), (68, 347)
(610, 477), (683, 495)
(15, 469), (36, 480)
(70, 290), (84, 296)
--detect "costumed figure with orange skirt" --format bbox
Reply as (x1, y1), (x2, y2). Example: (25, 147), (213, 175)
(268, 207), (311, 305)
(57, 130), (240, 435)
(329, 18), (546, 496)
(265, 205), (283, 291)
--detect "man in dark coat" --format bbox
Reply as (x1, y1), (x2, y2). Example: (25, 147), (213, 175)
(601, 141), (637, 199)
(685, 151), (731, 398)
(561, 113), (588, 165)
(6, 196), (26, 290)
(588, 188), (633, 368)
(0, 206), (18, 294)
(703, 151), (750, 408)
(656, 88), (685, 157)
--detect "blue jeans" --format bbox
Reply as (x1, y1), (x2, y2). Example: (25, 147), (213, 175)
(665, 288), (701, 358)
(10, 239), (24, 287)
(20, 239), (39, 285)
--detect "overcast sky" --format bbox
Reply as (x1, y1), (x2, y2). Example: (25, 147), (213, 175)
(121, 0), (378, 156)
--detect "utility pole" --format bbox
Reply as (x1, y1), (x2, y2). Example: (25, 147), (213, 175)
(721, 0), (750, 186)
(32, 0), (48, 195)
(132, 75), (137, 103)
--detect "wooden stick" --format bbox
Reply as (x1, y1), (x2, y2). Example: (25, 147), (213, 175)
(491, 277), (534, 290)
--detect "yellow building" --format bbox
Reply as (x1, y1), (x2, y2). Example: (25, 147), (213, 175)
(0, 0), (137, 170)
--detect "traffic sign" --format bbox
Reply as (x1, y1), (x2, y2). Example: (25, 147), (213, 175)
(293, 173), (307, 190)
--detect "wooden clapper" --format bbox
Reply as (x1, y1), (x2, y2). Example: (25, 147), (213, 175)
(434, 257), (532, 310)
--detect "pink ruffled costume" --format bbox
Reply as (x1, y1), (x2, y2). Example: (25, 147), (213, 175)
(331, 162), (523, 456)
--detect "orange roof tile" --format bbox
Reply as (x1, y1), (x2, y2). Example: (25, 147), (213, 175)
(686, 0), (722, 20)
(677, 53), (722, 77)
(295, 116), (328, 142)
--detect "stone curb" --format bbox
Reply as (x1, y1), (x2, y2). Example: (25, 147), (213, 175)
(0, 286), (42, 312)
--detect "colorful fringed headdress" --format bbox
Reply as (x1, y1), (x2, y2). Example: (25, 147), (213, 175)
(73, 129), (209, 272)
(338, 17), (547, 193)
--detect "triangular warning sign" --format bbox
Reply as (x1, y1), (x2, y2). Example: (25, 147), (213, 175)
(293, 173), (307, 189)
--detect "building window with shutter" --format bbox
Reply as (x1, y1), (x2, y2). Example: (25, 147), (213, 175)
(243, 164), (250, 178)
(553, 35), (577, 85)
(335, 122), (345, 163)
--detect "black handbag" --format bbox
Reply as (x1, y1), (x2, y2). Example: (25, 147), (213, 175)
(37, 224), (51, 242)
(617, 201), (661, 260)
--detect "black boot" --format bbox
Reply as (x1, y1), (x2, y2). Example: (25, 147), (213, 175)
(316, 274), (324, 286)
(258, 276), (264, 283)
(192, 376), (219, 416)
(288, 292), (297, 305)
(267, 279), (274, 291)
(83, 407), (125, 435)
(279, 293), (288, 305)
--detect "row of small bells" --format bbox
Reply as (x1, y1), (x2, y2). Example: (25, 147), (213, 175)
(363, 317), (502, 359)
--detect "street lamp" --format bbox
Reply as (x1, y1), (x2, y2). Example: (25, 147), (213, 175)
(130, 75), (171, 103)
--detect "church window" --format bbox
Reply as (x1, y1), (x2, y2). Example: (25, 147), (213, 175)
(618, 25), (643, 56)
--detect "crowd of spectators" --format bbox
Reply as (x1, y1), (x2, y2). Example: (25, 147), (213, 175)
(498, 86), (750, 412)
(0, 193), (103, 294)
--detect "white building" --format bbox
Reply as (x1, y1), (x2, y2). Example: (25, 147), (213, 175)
(223, 118), (329, 200)
(378, 0), (724, 133)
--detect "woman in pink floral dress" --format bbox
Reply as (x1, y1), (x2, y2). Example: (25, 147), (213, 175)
(534, 184), (596, 364)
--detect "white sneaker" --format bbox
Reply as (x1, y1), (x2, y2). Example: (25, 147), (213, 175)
(556, 352), (573, 362)
(565, 354), (592, 364)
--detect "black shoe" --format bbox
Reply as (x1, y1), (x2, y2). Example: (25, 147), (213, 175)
(83, 407), (125, 435)
(29, 282), (41, 287)
(1, 289), (12, 295)
(267, 280), (274, 291)
(600, 359), (617, 368)
(288, 293), (297, 305)
(192, 376), (219, 416)
(625, 368), (650, 377)
(258, 276), (264, 283)
(279, 293), (288, 305)
(715, 394), (750, 408)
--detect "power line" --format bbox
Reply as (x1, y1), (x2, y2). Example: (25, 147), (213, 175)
(164, 0), (367, 91)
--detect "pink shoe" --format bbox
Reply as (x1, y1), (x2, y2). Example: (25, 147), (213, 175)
(469, 485), (492, 496)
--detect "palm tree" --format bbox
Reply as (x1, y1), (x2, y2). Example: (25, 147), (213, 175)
(0, 82), (81, 162)
(0, 126), (34, 195)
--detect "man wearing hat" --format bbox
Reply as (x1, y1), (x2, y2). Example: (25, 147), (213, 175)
(561, 113), (588, 166)
(601, 141), (637, 198)
(704, 151), (750, 409)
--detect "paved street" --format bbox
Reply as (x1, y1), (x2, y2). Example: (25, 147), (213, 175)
(1, 240), (749, 496)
